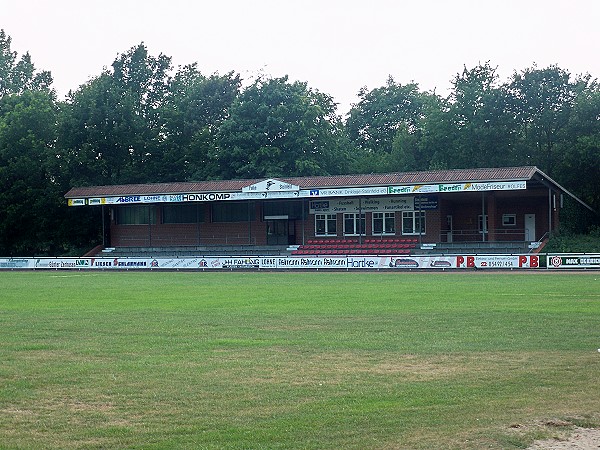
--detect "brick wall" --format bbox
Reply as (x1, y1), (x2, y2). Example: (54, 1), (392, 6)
(108, 188), (557, 247)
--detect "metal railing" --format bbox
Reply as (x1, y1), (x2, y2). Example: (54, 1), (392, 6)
(440, 228), (527, 243)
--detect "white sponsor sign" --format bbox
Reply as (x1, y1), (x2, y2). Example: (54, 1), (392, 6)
(388, 181), (527, 195)
(35, 258), (92, 269)
(309, 197), (414, 214)
(5, 254), (546, 270)
(242, 179), (300, 193)
(548, 254), (600, 269)
(69, 181), (528, 206)
(0, 259), (33, 269)
(276, 257), (347, 268)
(455, 255), (540, 269)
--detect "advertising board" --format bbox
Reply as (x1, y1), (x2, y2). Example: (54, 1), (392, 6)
(547, 254), (600, 269)
(455, 255), (540, 269)
(68, 180), (526, 207)
(1, 254), (580, 271)
(0, 259), (33, 269)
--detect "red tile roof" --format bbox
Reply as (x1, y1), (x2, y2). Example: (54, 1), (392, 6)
(65, 166), (540, 198)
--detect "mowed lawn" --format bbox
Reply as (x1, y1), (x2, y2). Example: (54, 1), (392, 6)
(0, 271), (599, 449)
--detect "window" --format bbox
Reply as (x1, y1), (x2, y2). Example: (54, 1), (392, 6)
(402, 211), (425, 235)
(478, 215), (489, 234)
(502, 214), (516, 226)
(373, 212), (395, 235)
(116, 206), (157, 225)
(212, 201), (255, 222)
(315, 214), (337, 236)
(163, 205), (204, 224)
(343, 213), (366, 236)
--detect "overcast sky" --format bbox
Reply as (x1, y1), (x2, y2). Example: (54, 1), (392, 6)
(2, 0), (599, 114)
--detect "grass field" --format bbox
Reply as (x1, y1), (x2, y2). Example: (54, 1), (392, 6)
(0, 271), (599, 449)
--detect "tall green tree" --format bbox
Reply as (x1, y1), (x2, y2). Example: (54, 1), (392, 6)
(390, 93), (452, 171)
(0, 30), (68, 255)
(160, 65), (241, 181)
(346, 77), (431, 172)
(0, 90), (62, 255)
(59, 43), (172, 186)
(0, 29), (53, 98)
(442, 62), (519, 169)
(217, 76), (348, 179)
(557, 77), (600, 216)
(507, 64), (583, 173)
(347, 77), (427, 152)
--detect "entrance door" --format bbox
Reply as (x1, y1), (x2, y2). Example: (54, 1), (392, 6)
(267, 219), (291, 245)
(524, 214), (536, 241)
(446, 215), (453, 243)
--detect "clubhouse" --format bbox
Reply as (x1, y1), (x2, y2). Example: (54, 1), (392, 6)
(65, 166), (591, 254)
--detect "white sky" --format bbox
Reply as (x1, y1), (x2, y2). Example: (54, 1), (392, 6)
(2, 0), (599, 115)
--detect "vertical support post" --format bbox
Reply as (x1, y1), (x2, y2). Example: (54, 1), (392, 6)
(101, 205), (106, 247)
(418, 196), (423, 248)
(548, 188), (552, 237)
(302, 198), (306, 245)
(481, 193), (486, 242)
(148, 206), (152, 247)
(359, 197), (363, 244)
(197, 204), (201, 246)
(248, 202), (252, 245)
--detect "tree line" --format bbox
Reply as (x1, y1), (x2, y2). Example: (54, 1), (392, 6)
(1, 30), (598, 255)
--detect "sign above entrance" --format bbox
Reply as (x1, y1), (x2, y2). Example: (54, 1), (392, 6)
(242, 179), (300, 193)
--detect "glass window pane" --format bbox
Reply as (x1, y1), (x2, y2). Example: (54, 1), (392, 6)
(327, 215), (336, 235)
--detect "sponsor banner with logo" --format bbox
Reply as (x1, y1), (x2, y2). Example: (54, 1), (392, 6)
(384, 256), (457, 269)
(276, 257), (347, 269)
(0, 259), (33, 269)
(346, 256), (457, 269)
(547, 254), (600, 269)
(222, 257), (261, 269)
(1, 254), (550, 270)
(309, 197), (415, 214)
(69, 181), (527, 207)
(242, 179), (300, 193)
(456, 255), (540, 269)
(35, 258), (92, 269)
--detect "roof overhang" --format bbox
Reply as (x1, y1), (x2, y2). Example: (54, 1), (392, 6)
(64, 166), (593, 211)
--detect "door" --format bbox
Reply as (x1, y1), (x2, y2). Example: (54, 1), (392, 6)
(524, 214), (536, 241)
(267, 219), (290, 245)
(446, 215), (453, 243)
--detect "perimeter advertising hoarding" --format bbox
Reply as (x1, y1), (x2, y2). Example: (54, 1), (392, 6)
(23, 255), (539, 270)
(547, 254), (600, 269)
(0, 259), (33, 269)
(455, 255), (540, 269)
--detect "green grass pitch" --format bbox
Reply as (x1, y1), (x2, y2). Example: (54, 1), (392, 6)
(1, 271), (599, 449)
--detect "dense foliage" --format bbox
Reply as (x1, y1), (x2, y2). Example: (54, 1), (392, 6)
(0, 30), (598, 255)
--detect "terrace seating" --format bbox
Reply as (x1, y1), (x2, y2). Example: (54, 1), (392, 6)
(291, 238), (418, 256)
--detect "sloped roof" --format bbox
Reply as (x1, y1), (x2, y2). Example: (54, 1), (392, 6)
(65, 166), (540, 198)
(64, 166), (593, 211)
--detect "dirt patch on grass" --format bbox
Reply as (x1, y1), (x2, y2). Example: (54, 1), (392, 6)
(508, 418), (600, 449)
(527, 426), (600, 449)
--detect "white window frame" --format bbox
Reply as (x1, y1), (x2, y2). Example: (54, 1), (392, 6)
(315, 214), (337, 236)
(343, 213), (366, 236)
(502, 214), (516, 227)
(372, 212), (395, 235)
(402, 211), (426, 235)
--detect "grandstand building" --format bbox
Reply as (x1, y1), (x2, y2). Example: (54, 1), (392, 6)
(65, 166), (591, 256)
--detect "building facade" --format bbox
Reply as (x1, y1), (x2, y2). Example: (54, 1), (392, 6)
(65, 166), (590, 250)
